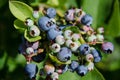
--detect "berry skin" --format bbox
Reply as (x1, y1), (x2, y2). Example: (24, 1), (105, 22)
(38, 16), (56, 31)
(47, 28), (62, 40)
(64, 30), (73, 39)
(94, 56), (101, 63)
(51, 72), (59, 80)
(44, 63), (55, 75)
(85, 53), (94, 62)
(69, 42), (79, 52)
(91, 48), (100, 58)
(87, 62), (94, 71)
(55, 35), (65, 45)
(32, 52), (46, 63)
(77, 65), (88, 76)
(102, 42), (114, 54)
(79, 44), (90, 55)
(29, 25), (40, 37)
(87, 35), (97, 42)
(18, 43), (26, 54)
(26, 41), (39, 50)
(65, 9), (75, 21)
(69, 60), (79, 71)
(72, 33), (80, 41)
(25, 19), (34, 27)
(24, 63), (38, 79)
(57, 47), (72, 62)
(46, 8), (56, 18)
(96, 34), (104, 42)
(26, 47), (34, 55)
(33, 11), (39, 18)
(81, 14), (93, 26)
(51, 43), (61, 53)
(65, 39), (73, 47)
(97, 27), (104, 34)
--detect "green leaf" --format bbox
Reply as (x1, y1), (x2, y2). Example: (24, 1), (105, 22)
(24, 29), (41, 42)
(9, 1), (34, 21)
(14, 19), (27, 32)
(105, 0), (120, 37)
(59, 68), (105, 80)
(47, 0), (59, 7)
(0, 52), (7, 70)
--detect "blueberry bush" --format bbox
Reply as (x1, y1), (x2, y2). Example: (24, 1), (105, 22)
(0, 0), (120, 80)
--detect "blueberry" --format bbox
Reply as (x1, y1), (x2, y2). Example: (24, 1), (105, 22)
(46, 8), (56, 18)
(33, 11), (39, 18)
(65, 9), (75, 21)
(29, 25), (40, 37)
(18, 43), (26, 54)
(65, 39), (73, 47)
(55, 35), (65, 45)
(94, 56), (101, 63)
(81, 14), (93, 26)
(51, 43), (61, 53)
(57, 47), (72, 62)
(77, 65), (88, 76)
(51, 72), (59, 80)
(44, 63), (55, 75)
(85, 53), (94, 62)
(87, 62), (94, 71)
(91, 48), (100, 58)
(102, 42), (114, 54)
(24, 63), (38, 79)
(64, 30), (73, 39)
(96, 34), (104, 42)
(25, 18), (34, 27)
(87, 35), (97, 42)
(47, 28), (62, 40)
(38, 16), (56, 31)
(26, 47), (34, 55)
(26, 41), (39, 50)
(32, 52), (46, 63)
(69, 42), (79, 52)
(79, 44), (90, 55)
(69, 60), (79, 71)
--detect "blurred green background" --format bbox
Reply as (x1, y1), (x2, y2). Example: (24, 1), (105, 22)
(0, 0), (120, 80)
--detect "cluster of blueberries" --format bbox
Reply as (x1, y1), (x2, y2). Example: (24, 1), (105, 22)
(18, 7), (114, 80)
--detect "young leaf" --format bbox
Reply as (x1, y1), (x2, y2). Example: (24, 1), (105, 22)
(9, 1), (34, 21)
(105, 0), (120, 37)
(14, 19), (27, 32)
(24, 29), (41, 42)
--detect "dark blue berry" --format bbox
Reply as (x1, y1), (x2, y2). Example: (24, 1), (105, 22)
(38, 16), (56, 31)
(91, 49), (100, 57)
(32, 52), (46, 63)
(94, 56), (101, 63)
(69, 60), (79, 72)
(79, 44), (90, 55)
(47, 28), (62, 40)
(57, 47), (72, 62)
(81, 14), (93, 26)
(24, 63), (38, 79)
(77, 65), (88, 76)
